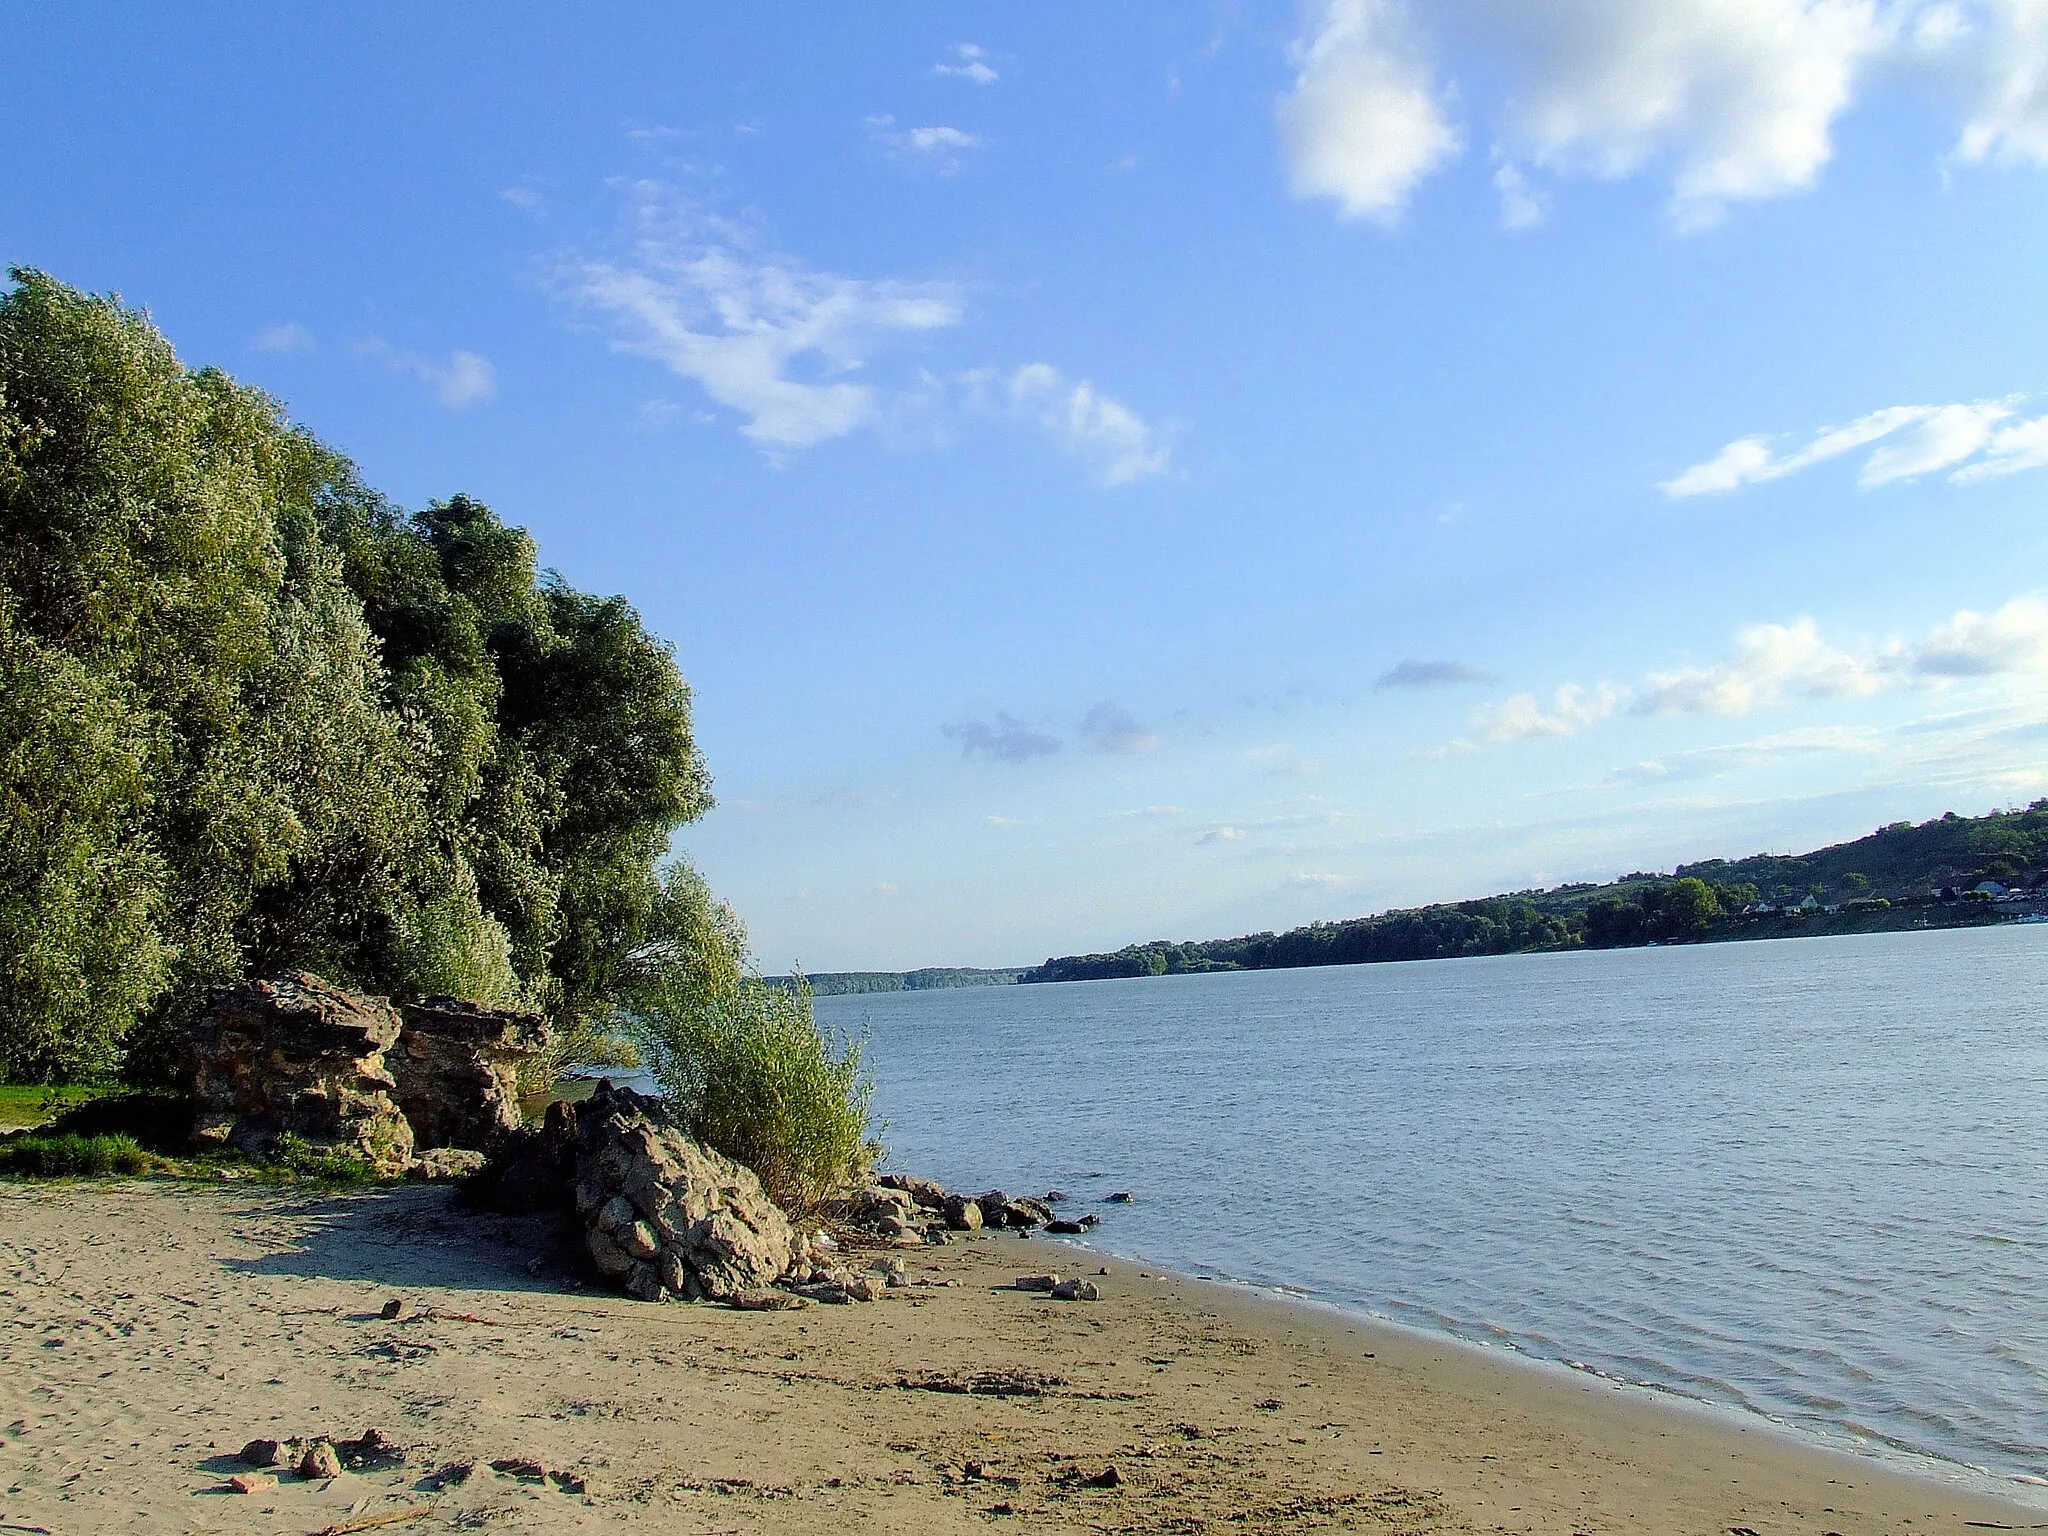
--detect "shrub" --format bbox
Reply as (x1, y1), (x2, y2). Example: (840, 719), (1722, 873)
(622, 863), (878, 1216)
(0, 1131), (148, 1177)
(632, 974), (877, 1218)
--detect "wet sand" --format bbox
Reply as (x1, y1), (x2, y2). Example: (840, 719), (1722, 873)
(1, 1179), (2037, 1535)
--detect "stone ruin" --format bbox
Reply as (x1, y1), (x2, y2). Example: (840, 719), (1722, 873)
(180, 972), (547, 1177)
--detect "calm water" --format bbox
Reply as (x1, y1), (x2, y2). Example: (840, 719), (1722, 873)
(818, 924), (2048, 1489)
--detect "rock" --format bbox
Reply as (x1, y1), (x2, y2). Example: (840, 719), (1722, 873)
(408, 1146), (486, 1181)
(876, 1213), (912, 1239)
(1014, 1273), (1061, 1292)
(227, 1471), (274, 1494)
(925, 1228), (953, 1245)
(942, 1195), (983, 1232)
(840, 1272), (885, 1302)
(1086, 1464), (1122, 1488)
(566, 1081), (794, 1305)
(979, 1191), (1053, 1230)
(335, 1428), (403, 1469)
(730, 1288), (808, 1310)
(180, 973), (414, 1171)
(1104, 1191), (1134, 1203)
(1044, 1189), (1069, 1203)
(1045, 1220), (1086, 1235)
(391, 998), (549, 1153)
(239, 1438), (281, 1467)
(298, 1440), (343, 1480)
(1052, 1278), (1101, 1301)
(878, 1173), (949, 1209)
(491, 1457), (548, 1481)
(379, 1298), (405, 1320)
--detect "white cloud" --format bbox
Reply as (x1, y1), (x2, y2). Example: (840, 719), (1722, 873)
(1477, 0), (1890, 230)
(1279, 0), (1462, 223)
(1006, 363), (1171, 486)
(1492, 162), (1547, 228)
(1637, 617), (1880, 713)
(499, 186), (549, 217)
(354, 338), (496, 408)
(1605, 724), (1885, 784)
(251, 322), (314, 355)
(1445, 594), (2048, 753)
(1661, 397), (2044, 495)
(1471, 681), (1629, 743)
(936, 43), (999, 85)
(1197, 826), (1248, 845)
(1278, 1), (2048, 228)
(867, 116), (984, 175)
(1951, 0), (2048, 164)
(565, 188), (963, 449)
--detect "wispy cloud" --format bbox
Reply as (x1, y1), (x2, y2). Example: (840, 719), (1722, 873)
(1661, 398), (2048, 496)
(562, 185), (963, 449)
(1376, 658), (1491, 689)
(1197, 826), (1248, 845)
(945, 713), (1061, 764)
(499, 186), (549, 217)
(1441, 593), (2048, 753)
(1603, 725), (1886, 786)
(251, 322), (314, 355)
(1080, 702), (1160, 755)
(936, 42), (999, 85)
(865, 117), (984, 176)
(1003, 363), (1172, 486)
(354, 338), (496, 408)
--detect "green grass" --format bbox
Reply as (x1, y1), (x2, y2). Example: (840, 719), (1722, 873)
(0, 1131), (149, 1178)
(0, 1084), (102, 1129)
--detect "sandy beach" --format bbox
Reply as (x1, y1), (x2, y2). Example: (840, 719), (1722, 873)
(1, 1179), (2036, 1536)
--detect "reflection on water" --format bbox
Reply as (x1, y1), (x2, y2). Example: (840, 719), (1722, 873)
(820, 925), (2048, 1488)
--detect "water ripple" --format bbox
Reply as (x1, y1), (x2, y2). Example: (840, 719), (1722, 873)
(834, 925), (2048, 1491)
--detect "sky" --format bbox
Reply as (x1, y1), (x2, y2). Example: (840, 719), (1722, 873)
(9, 2), (2048, 971)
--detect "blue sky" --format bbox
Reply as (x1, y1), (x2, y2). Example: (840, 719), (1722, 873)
(11, 3), (2048, 970)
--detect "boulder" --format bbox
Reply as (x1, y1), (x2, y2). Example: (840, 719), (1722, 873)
(391, 998), (549, 1153)
(978, 1191), (1052, 1230)
(569, 1081), (795, 1305)
(943, 1194), (984, 1232)
(878, 1173), (949, 1210)
(180, 973), (414, 1171)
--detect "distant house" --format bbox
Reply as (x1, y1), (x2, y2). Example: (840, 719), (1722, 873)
(1973, 880), (2009, 897)
(1796, 894), (1822, 911)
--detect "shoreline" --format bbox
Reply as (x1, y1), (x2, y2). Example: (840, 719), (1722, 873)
(6, 1178), (2040, 1535)
(1067, 1238), (2048, 1516)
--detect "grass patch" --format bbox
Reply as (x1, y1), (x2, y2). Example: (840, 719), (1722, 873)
(0, 1084), (102, 1129)
(0, 1131), (149, 1178)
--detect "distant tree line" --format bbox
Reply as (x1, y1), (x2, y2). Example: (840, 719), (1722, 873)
(1022, 804), (2048, 985)
(767, 968), (1025, 997)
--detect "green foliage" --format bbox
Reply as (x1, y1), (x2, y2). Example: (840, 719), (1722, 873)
(0, 1131), (148, 1178)
(625, 865), (877, 1216)
(0, 270), (712, 1085)
(257, 1132), (380, 1188)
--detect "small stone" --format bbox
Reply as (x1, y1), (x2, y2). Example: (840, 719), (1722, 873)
(1073, 1280), (1101, 1301)
(299, 1440), (343, 1480)
(1014, 1273), (1060, 1292)
(239, 1437), (281, 1467)
(1086, 1464), (1122, 1488)
(379, 1298), (404, 1320)
(492, 1456), (548, 1481)
(840, 1273), (885, 1302)
(227, 1471), (274, 1494)
(1044, 1190), (1068, 1203)
(1254, 1398), (1283, 1410)
(1104, 1191), (1134, 1203)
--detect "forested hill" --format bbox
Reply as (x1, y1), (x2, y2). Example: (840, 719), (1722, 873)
(1019, 803), (2048, 984)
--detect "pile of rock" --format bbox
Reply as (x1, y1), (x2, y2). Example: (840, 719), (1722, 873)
(833, 1176), (1077, 1242)
(569, 1081), (796, 1305)
(180, 972), (549, 1177)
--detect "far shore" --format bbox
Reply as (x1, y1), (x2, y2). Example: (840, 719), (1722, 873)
(4, 1178), (2036, 1535)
